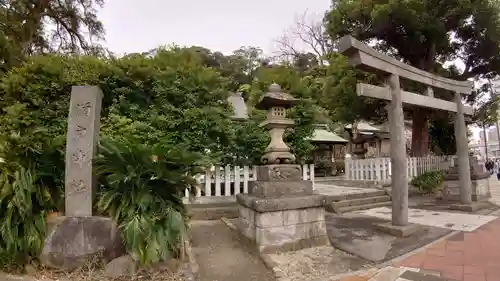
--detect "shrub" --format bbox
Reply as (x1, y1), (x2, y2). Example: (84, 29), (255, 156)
(0, 167), (52, 267)
(410, 170), (445, 195)
(95, 138), (209, 265)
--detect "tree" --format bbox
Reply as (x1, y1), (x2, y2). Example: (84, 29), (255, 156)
(0, 49), (233, 264)
(326, 0), (500, 156)
(275, 11), (334, 64)
(0, 0), (105, 72)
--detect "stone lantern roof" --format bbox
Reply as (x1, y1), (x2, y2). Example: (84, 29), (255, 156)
(255, 83), (299, 110)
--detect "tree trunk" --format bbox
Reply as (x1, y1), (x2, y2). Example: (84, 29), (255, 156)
(411, 108), (429, 156)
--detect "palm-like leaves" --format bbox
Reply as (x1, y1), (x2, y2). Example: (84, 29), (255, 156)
(95, 138), (207, 265)
(0, 167), (49, 266)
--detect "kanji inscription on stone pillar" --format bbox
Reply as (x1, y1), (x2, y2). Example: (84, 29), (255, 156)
(65, 86), (103, 217)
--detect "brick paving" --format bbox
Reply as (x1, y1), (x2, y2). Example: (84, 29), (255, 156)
(396, 217), (500, 281)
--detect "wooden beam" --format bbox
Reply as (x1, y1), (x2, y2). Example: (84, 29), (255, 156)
(357, 83), (473, 115)
(338, 36), (473, 95)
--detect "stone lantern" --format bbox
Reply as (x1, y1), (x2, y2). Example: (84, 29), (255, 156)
(255, 83), (298, 164)
(235, 84), (329, 254)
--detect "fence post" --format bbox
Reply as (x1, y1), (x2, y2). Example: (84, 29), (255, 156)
(224, 165), (231, 196)
(345, 159), (351, 179)
(243, 166), (249, 194)
(234, 165), (240, 195)
(375, 158), (381, 181)
(252, 166), (258, 180)
(205, 169), (212, 196)
(309, 164), (315, 190)
(215, 166), (221, 196)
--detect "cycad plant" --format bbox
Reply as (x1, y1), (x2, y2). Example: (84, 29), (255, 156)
(95, 138), (207, 265)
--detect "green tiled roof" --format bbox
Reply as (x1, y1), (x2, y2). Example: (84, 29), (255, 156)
(310, 129), (348, 143)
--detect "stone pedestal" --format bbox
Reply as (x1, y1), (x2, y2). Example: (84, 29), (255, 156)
(441, 157), (490, 212)
(442, 158), (491, 202)
(236, 165), (329, 254)
(41, 216), (125, 270)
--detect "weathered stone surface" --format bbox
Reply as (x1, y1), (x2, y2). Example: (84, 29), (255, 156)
(449, 202), (490, 212)
(255, 210), (284, 228)
(249, 180), (312, 198)
(236, 194), (325, 213)
(282, 208), (324, 225)
(238, 216), (256, 240)
(41, 216), (125, 270)
(256, 221), (327, 246)
(237, 204), (328, 253)
(65, 86), (103, 217)
(374, 222), (419, 237)
(104, 255), (137, 278)
(442, 178), (491, 202)
(256, 165), (302, 181)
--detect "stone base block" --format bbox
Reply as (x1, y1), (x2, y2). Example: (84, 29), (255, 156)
(256, 164), (302, 181)
(236, 194), (329, 254)
(374, 222), (420, 237)
(449, 202), (490, 212)
(41, 216), (125, 270)
(236, 193), (325, 213)
(249, 180), (312, 198)
(442, 178), (491, 202)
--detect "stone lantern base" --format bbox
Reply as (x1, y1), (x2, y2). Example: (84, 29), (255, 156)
(441, 159), (491, 202)
(235, 164), (330, 254)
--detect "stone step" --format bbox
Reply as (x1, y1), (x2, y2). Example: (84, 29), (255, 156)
(331, 195), (391, 208)
(326, 190), (387, 202)
(330, 201), (392, 214)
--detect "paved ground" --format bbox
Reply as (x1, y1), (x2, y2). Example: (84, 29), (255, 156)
(326, 213), (451, 263)
(314, 184), (380, 196)
(354, 207), (497, 232)
(395, 217), (500, 281)
(190, 220), (275, 281)
(334, 176), (500, 281)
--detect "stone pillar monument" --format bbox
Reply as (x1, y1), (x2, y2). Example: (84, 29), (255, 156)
(65, 86), (102, 216)
(236, 84), (329, 253)
(41, 86), (124, 270)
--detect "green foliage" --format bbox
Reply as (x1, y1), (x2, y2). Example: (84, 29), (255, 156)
(244, 65), (320, 164)
(0, 167), (49, 267)
(322, 53), (386, 125)
(95, 138), (208, 265)
(0, 49), (232, 267)
(429, 115), (457, 155)
(410, 171), (445, 195)
(325, 0), (500, 155)
(0, 0), (106, 73)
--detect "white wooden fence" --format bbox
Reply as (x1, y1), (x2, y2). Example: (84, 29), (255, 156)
(345, 156), (453, 182)
(185, 164), (315, 199)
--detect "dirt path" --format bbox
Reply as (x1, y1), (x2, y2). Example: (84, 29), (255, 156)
(190, 220), (275, 281)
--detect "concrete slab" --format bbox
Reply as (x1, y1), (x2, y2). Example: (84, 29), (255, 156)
(326, 213), (451, 263)
(374, 222), (420, 237)
(314, 184), (380, 196)
(449, 202), (490, 212)
(353, 207), (497, 231)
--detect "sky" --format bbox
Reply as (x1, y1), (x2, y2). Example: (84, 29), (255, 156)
(98, 0), (332, 56)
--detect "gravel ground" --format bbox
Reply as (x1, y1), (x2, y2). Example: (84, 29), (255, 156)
(266, 246), (373, 281)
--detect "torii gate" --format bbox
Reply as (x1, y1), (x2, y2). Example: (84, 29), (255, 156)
(338, 35), (474, 234)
